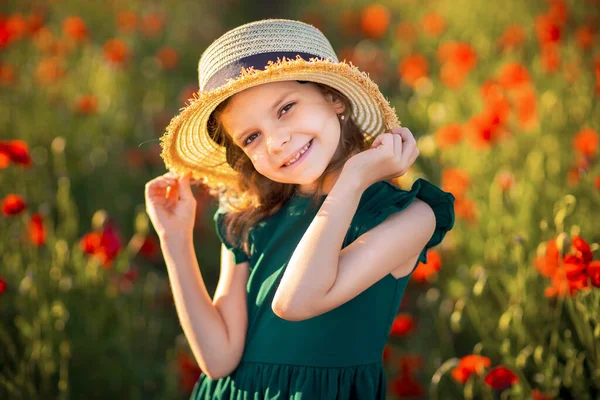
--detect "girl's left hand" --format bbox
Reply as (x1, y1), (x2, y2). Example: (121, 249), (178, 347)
(342, 127), (419, 191)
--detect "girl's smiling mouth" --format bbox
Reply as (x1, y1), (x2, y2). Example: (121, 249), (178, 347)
(281, 139), (313, 168)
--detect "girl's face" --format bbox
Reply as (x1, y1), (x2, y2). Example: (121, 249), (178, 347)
(220, 81), (345, 193)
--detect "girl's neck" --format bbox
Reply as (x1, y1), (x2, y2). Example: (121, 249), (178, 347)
(296, 169), (343, 197)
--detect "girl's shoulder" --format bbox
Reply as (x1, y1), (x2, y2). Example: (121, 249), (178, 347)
(351, 178), (456, 264)
(355, 178), (453, 218)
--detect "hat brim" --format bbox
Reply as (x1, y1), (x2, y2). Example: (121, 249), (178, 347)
(160, 56), (400, 193)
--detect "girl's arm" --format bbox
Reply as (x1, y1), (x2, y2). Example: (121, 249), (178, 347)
(271, 171), (436, 321)
(161, 233), (249, 379)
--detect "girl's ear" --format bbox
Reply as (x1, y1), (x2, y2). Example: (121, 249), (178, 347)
(326, 93), (346, 114)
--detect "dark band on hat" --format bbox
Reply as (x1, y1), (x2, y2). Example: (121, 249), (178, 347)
(202, 51), (321, 92)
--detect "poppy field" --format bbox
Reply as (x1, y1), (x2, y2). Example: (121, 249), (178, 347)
(1, 0), (599, 399)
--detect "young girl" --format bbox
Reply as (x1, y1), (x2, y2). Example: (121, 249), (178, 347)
(145, 19), (455, 399)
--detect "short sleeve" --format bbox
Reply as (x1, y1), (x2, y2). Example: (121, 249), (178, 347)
(355, 178), (455, 266)
(213, 208), (250, 264)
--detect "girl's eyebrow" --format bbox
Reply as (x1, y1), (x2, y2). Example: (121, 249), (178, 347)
(233, 90), (298, 142)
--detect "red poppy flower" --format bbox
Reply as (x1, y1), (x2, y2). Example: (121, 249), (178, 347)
(63, 16), (87, 42)
(28, 213), (46, 246)
(498, 62), (530, 91)
(139, 235), (160, 259)
(177, 351), (202, 394)
(390, 354), (425, 398)
(439, 60), (468, 89)
(117, 11), (137, 33)
(442, 168), (470, 199)
(156, 46), (179, 70)
(454, 197), (478, 224)
(389, 314), (415, 336)
(437, 41), (478, 73)
(5, 14), (28, 42)
(103, 39), (128, 65)
(513, 86), (538, 131)
(382, 344), (392, 364)
(0, 62), (16, 86)
(535, 15), (561, 45)
(360, 4), (390, 40)
(141, 13), (164, 37)
(0, 277), (7, 294)
(27, 13), (44, 35)
(80, 222), (122, 268)
(398, 354), (424, 374)
(497, 24), (526, 50)
(575, 25), (595, 50)
(0, 140), (31, 167)
(0, 17), (13, 48)
(421, 13), (446, 37)
(496, 171), (515, 191)
(36, 56), (65, 84)
(123, 267), (138, 282)
(570, 236), (593, 264)
(398, 54), (429, 88)
(562, 254), (586, 280)
(465, 108), (509, 150)
(75, 95), (98, 114)
(548, 0), (568, 26)
(142, 13), (164, 37)
(587, 261), (600, 287)
(573, 128), (598, 158)
(8, 140), (31, 166)
(2, 194), (26, 216)
(80, 232), (101, 254)
(451, 355), (491, 383)
(532, 388), (554, 400)
(389, 373), (425, 397)
(435, 123), (463, 149)
(412, 250), (442, 283)
(484, 366), (519, 390)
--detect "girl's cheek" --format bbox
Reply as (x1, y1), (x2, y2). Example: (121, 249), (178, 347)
(251, 152), (268, 171)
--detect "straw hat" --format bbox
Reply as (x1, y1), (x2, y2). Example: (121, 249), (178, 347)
(160, 18), (400, 198)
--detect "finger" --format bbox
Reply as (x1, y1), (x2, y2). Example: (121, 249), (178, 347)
(401, 128), (416, 145)
(380, 133), (394, 151)
(392, 128), (407, 143)
(371, 134), (384, 149)
(397, 138), (417, 174)
(146, 177), (171, 199)
(165, 182), (179, 201)
(164, 171), (179, 179)
(392, 133), (403, 157)
(178, 173), (194, 201)
(147, 174), (176, 190)
(147, 186), (168, 209)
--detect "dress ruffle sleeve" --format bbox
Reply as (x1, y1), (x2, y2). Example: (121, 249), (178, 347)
(213, 208), (250, 264)
(355, 178), (456, 265)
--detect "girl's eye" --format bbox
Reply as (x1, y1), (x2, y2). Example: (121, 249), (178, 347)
(243, 132), (259, 147)
(279, 102), (295, 116)
(242, 102), (295, 147)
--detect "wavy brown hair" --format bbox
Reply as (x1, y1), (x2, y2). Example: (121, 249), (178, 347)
(207, 81), (371, 259)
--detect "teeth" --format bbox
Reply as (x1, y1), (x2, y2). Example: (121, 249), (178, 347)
(285, 141), (311, 166)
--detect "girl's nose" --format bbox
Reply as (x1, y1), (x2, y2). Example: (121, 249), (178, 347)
(266, 131), (291, 154)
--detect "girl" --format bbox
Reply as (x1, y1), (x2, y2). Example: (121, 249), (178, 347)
(145, 19), (455, 399)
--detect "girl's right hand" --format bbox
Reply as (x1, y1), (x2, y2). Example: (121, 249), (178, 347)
(342, 128), (418, 191)
(144, 172), (197, 239)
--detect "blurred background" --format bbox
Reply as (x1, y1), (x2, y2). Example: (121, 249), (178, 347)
(1, 0), (599, 398)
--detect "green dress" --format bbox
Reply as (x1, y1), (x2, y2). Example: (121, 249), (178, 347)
(190, 178), (455, 399)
